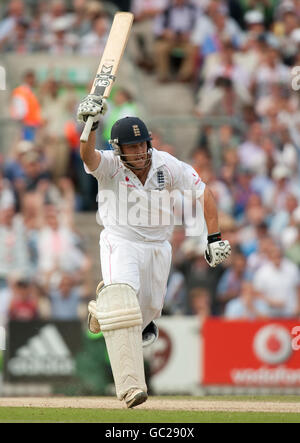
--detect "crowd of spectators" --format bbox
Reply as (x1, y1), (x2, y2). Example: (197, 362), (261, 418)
(0, 154), (92, 326)
(0, 0), (110, 54)
(1, 0), (300, 326)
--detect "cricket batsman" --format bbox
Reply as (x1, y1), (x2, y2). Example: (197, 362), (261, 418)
(77, 94), (231, 408)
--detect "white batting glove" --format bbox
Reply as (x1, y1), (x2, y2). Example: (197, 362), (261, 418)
(87, 281), (104, 334)
(77, 94), (107, 126)
(205, 233), (231, 267)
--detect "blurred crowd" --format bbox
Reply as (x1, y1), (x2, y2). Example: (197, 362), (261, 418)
(1, 0), (300, 326)
(0, 158), (92, 326)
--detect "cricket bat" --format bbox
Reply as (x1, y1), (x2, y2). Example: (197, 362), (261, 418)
(80, 12), (134, 143)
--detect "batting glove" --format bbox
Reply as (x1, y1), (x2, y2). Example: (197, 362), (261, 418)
(204, 232), (231, 267)
(87, 281), (104, 334)
(88, 300), (101, 334)
(77, 94), (107, 130)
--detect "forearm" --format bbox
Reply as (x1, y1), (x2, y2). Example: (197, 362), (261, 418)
(79, 130), (101, 172)
(204, 186), (219, 235)
(203, 186), (231, 267)
(80, 130), (96, 162)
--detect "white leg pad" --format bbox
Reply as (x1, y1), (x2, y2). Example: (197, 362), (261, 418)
(95, 283), (147, 400)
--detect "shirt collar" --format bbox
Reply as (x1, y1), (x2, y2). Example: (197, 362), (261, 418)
(150, 148), (166, 170)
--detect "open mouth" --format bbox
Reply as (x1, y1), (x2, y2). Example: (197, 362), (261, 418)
(132, 155), (147, 163)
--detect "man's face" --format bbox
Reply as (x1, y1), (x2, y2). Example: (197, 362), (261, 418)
(286, 194), (298, 213)
(0, 207), (15, 225)
(51, 0), (65, 16)
(121, 142), (148, 169)
(15, 281), (31, 299)
(221, 45), (234, 63)
(173, 0), (185, 6)
(16, 23), (27, 39)
(266, 47), (278, 64)
(23, 160), (40, 178)
(283, 12), (298, 31)
(249, 122), (263, 143)
(94, 16), (107, 36)
(10, 0), (24, 16)
(59, 275), (73, 296)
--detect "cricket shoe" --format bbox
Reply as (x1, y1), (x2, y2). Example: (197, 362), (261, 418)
(142, 321), (158, 348)
(87, 281), (104, 334)
(124, 388), (148, 408)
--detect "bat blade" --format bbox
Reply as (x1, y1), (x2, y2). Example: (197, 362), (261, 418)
(80, 12), (134, 143)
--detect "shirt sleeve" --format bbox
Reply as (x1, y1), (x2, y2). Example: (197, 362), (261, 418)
(83, 150), (117, 182)
(177, 160), (206, 196)
(161, 152), (206, 194)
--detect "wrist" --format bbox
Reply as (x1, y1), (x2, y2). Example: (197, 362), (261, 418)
(207, 232), (221, 244)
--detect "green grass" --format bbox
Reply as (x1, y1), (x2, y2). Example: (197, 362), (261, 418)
(0, 407), (300, 423)
(1, 395), (300, 423)
(152, 395), (300, 403)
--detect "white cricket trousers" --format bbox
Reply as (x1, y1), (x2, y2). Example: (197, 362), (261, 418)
(100, 230), (172, 330)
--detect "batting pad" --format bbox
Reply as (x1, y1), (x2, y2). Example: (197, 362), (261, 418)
(96, 283), (147, 400)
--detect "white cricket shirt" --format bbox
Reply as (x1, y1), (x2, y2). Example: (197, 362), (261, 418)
(84, 148), (206, 242)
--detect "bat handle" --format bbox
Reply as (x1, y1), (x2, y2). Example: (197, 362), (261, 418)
(80, 116), (94, 143)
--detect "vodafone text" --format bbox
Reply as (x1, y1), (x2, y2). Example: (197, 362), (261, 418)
(291, 326), (300, 351)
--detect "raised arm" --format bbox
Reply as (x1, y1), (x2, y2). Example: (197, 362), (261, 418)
(79, 130), (101, 172)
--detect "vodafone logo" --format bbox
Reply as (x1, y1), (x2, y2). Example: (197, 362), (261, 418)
(253, 324), (292, 365)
